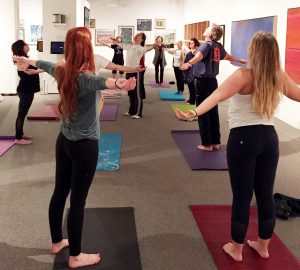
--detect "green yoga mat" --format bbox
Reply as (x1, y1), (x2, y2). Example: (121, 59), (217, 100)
(169, 104), (197, 121)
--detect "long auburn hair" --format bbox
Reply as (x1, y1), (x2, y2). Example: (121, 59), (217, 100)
(55, 27), (95, 120)
(248, 32), (283, 118)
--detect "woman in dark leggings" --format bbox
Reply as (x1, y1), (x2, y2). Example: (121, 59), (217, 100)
(13, 27), (136, 268)
(175, 32), (300, 262)
(11, 40), (43, 145)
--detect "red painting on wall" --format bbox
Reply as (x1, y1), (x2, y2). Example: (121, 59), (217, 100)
(285, 7), (300, 83)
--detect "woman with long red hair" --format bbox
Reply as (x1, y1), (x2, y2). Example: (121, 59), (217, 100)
(13, 27), (136, 268)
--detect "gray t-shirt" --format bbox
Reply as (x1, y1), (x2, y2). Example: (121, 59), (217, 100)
(193, 41), (227, 78)
(37, 60), (108, 141)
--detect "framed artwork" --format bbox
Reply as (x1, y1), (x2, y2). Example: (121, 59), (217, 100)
(29, 25), (43, 44)
(118, 25), (134, 44)
(154, 19), (165, 29)
(89, 19), (96, 28)
(84, 6), (90, 28)
(231, 16), (277, 66)
(285, 7), (300, 84)
(137, 19), (152, 31)
(137, 31), (151, 44)
(95, 29), (115, 46)
(154, 29), (176, 46)
(219, 24), (225, 46)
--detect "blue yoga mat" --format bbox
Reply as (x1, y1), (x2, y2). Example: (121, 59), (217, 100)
(97, 133), (122, 171)
(158, 90), (185, 101)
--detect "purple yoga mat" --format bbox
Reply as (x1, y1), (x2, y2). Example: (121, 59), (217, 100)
(100, 104), (118, 121)
(27, 104), (61, 120)
(171, 130), (228, 170)
(0, 139), (15, 157)
(146, 81), (170, 88)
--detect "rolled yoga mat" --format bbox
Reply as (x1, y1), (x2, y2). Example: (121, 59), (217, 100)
(171, 130), (228, 170)
(97, 133), (122, 171)
(27, 104), (61, 120)
(169, 104), (197, 121)
(190, 205), (300, 270)
(158, 90), (185, 101)
(99, 104), (118, 121)
(0, 138), (15, 157)
(53, 207), (142, 270)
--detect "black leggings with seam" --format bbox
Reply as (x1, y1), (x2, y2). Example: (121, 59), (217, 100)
(48, 132), (98, 256)
(227, 125), (279, 244)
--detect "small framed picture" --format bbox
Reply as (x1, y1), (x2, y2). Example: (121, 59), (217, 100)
(137, 19), (152, 31)
(90, 19), (96, 28)
(219, 24), (225, 46)
(84, 6), (90, 28)
(154, 19), (165, 29)
(118, 25), (134, 44)
(95, 29), (115, 46)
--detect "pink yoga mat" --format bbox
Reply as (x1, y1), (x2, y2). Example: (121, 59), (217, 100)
(100, 104), (118, 121)
(27, 104), (61, 120)
(190, 205), (300, 270)
(0, 139), (15, 157)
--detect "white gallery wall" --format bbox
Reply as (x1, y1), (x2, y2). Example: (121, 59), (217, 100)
(89, 0), (185, 69)
(0, 0), (18, 94)
(183, 0), (300, 128)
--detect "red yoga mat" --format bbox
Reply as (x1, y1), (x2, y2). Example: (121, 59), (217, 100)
(27, 104), (61, 120)
(190, 205), (300, 270)
(0, 139), (15, 157)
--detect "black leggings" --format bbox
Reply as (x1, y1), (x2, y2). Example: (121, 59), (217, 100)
(49, 132), (98, 256)
(155, 58), (164, 84)
(227, 125), (279, 244)
(15, 92), (34, 139)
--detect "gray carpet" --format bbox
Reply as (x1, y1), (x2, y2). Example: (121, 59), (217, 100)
(0, 69), (300, 270)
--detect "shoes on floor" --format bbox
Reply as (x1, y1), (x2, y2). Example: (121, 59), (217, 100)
(15, 139), (32, 145)
(175, 91), (183, 95)
(131, 115), (141, 119)
(22, 134), (33, 139)
(123, 112), (132, 116)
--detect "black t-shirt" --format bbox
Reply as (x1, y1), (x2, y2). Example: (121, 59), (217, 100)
(17, 65), (40, 93)
(111, 44), (124, 65)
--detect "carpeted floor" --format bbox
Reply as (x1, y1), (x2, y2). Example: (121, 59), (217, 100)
(0, 69), (299, 270)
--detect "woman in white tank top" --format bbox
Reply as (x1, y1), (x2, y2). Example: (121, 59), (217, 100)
(175, 32), (300, 262)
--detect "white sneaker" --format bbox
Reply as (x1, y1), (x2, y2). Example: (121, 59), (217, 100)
(15, 139), (32, 145)
(131, 115), (140, 119)
(123, 112), (132, 116)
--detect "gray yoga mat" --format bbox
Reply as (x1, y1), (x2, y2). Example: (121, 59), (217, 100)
(53, 207), (142, 270)
(171, 130), (228, 170)
(100, 104), (118, 121)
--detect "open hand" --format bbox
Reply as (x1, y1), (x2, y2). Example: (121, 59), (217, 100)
(174, 108), (196, 120)
(117, 77), (136, 91)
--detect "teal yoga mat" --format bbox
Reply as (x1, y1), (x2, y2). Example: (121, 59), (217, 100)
(158, 90), (185, 101)
(96, 133), (122, 171)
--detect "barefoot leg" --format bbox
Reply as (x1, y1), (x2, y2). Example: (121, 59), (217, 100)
(196, 145), (213, 152)
(247, 238), (270, 259)
(223, 242), (243, 262)
(69, 253), (101, 269)
(50, 239), (69, 254)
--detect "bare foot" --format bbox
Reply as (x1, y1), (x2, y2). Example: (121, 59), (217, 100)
(196, 145), (213, 152)
(223, 242), (243, 262)
(50, 239), (69, 254)
(212, 144), (220, 150)
(69, 253), (101, 269)
(247, 239), (270, 259)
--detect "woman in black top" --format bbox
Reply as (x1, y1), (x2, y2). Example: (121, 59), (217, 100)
(11, 40), (43, 145)
(99, 36), (124, 79)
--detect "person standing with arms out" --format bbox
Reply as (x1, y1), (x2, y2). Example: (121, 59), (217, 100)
(176, 31), (300, 262)
(14, 27), (136, 269)
(11, 40), (44, 145)
(111, 33), (155, 118)
(99, 36), (124, 79)
(181, 23), (246, 151)
(166, 40), (187, 95)
(152, 36), (167, 85)
(182, 38), (200, 105)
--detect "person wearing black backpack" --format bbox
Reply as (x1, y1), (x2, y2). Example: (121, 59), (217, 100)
(181, 24), (246, 151)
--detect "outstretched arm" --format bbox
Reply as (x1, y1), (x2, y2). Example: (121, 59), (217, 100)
(105, 62), (145, 73)
(98, 41), (111, 47)
(105, 77), (136, 91)
(180, 51), (203, 70)
(24, 68), (44, 75)
(282, 72), (300, 101)
(224, 54), (247, 65)
(175, 68), (248, 120)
